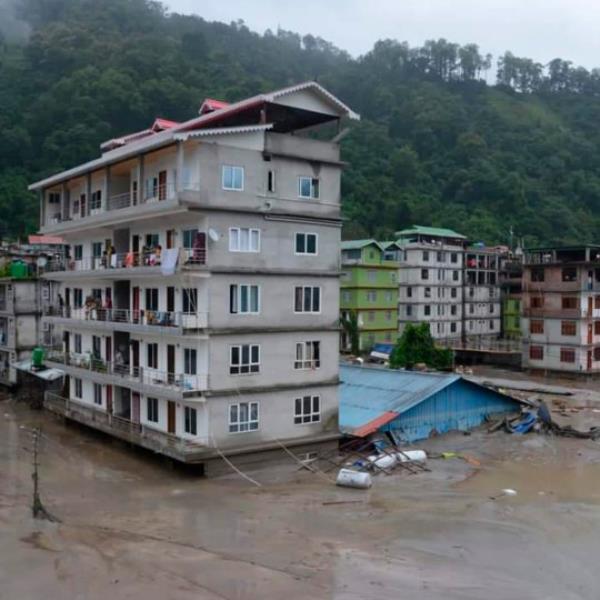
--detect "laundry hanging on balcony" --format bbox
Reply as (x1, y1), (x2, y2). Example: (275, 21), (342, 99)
(161, 248), (179, 276)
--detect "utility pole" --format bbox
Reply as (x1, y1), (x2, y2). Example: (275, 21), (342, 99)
(30, 428), (59, 522)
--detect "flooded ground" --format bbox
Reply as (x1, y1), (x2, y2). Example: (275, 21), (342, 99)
(2, 395), (600, 599)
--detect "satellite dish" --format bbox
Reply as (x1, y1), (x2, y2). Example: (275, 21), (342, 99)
(208, 228), (220, 242)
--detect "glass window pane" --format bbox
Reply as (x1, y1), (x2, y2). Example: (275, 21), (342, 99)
(251, 345), (259, 362)
(304, 287), (311, 312)
(250, 230), (259, 251)
(294, 287), (303, 311)
(303, 396), (311, 413)
(296, 233), (305, 253)
(250, 286), (259, 312)
(312, 287), (320, 312)
(231, 346), (239, 365)
(240, 286), (248, 312)
(306, 235), (316, 254)
(250, 403), (258, 420)
(241, 345), (249, 364)
(240, 229), (249, 251)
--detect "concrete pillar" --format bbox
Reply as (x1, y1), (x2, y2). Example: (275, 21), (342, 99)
(105, 166), (111, 210)
(85, 173), (92, 216)
(61, 182), (69, 220)
(39, 190), (45, 229)
(176, 142), (184, 193)
(137, 155), (145, 205)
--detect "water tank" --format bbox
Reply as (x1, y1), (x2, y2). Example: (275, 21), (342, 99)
(10, 261), (28, 279)
(32, 347), (45, 369)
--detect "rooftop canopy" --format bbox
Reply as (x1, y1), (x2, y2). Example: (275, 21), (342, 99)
(395, 225), (467, 240)
(30, 81), (359, 191)
(340, 239), (383, 251)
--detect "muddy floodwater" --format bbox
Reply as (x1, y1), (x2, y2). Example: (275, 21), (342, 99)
(2, 397), (600, 599)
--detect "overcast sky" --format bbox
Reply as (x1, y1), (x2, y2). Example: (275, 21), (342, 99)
(167, 0), (600, 69)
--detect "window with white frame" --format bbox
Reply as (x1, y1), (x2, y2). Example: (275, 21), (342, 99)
(147, 397), (159, 423)
(366, 290), (377, 302)
(74, 377), (82, 399)
(294, 341), (320, 369)
(294, 395), (320, 424)
(341, 290), (351, 302)
(73, 288), (83, 308)
(184, 348), (197, 375)
(184, 406), (198, 435)
(384, 290), (393, 302)
(182, 288), (197, 314)
(90, 190), (102, 211)
(367, 270), (377, 282)
(147, 343), (158, 369)
(298, 176), (319, 199)
(222, 165), (244, 191)
(229, 401), (259, 433)
(230, 344), (260, 374)
(229, 227), (260, 252)
(294, 286), (321, 313)
(74, 245), (83, 261)
(93, 383), (102, 405)
(295, 232), (318, 255)
(230, 284), (260, 314)
(182, 228), (198, 250)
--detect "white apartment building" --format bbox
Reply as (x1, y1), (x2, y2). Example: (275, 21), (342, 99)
(464, 247), (502, 340)
(31, 82), (358, 472)
(392, 226), (466, 340)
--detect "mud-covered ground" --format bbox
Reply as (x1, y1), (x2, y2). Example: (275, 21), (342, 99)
(2, 393), (600, 600)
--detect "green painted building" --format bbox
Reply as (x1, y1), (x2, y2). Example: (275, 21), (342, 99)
(340, 240), (399, 353)
(502, 297), (521, 339)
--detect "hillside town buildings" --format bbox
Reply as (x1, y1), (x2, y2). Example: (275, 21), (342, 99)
(522, 245), (600, 375)
(30, 82), (358, 470)
(340, 240), (399, 351)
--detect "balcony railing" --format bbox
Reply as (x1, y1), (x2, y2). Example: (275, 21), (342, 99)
(44, 306), (207, 329)
(41, 247), (206, 274)
(46, 350), (207, 393)
(46, 182), (202, 227)
(44, 392), (208, 454)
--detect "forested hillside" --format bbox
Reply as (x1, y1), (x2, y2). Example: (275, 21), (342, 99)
(2, 0), (600, 245)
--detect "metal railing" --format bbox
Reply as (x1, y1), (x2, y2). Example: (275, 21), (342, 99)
(46, 350), (207, 392)
(44, 392), (207, 452)
(41, 247), (206, 273)
(44, 306), (207, 329)
(437, 337), (522, 353)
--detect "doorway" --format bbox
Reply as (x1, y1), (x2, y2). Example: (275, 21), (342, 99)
(167, 401), (176, 434)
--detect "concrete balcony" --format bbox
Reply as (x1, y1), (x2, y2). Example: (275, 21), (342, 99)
(522, 308), (590, 319)
(45, 350), (208, 401)
(44, 392), (209, 463)
(40, 247), (207, 280)
(43, 306), (208, 334)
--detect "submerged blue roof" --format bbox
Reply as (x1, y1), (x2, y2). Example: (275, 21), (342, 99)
(339, 365), (461, 430)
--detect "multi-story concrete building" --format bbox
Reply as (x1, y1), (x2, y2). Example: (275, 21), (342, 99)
(522, 245), (600, 375)
(394, 226), (466, 340)
(340, 240), (399, 351)
(500, 253), (523, 340)
(464, 245), (502, 340)
(0, 275), (43, 385)
(30, 82), (358, 470)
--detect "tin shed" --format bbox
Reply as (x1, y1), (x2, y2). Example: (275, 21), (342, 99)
(339, 365), (522, 442)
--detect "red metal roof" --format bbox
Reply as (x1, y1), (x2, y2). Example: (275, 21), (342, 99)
(352, 411), (399, 438)
(199, 98), (230, 114)
(28, 235), (65, 245)
(151, 118), (180, 131)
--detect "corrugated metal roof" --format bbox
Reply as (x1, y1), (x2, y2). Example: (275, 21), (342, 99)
(339, 365), (460, 431)
(395, 225), (466, 239)
(341, 239), (382, 251)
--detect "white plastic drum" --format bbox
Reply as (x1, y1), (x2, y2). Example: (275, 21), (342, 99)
(336, 468), (372, 489)
(396, 450), (427, 463)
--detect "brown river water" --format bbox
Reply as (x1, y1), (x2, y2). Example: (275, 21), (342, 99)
(2, 397), (600, 599)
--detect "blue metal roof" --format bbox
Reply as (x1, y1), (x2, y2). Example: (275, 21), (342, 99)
(339, 365), (460, 430)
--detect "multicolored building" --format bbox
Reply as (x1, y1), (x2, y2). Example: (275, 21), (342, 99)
(340, 240), (399, 352)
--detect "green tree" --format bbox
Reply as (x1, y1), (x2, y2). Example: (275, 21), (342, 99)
(389, 323), (453, 370)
